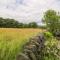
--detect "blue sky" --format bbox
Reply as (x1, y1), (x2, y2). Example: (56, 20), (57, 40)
(0, 0), (60, 24)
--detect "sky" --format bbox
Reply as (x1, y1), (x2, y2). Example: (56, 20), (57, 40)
(0, 0), (60, 24)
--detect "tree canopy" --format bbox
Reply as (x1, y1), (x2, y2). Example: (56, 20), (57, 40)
(0, 17), (38, 28)
(43, 10), (60, 34)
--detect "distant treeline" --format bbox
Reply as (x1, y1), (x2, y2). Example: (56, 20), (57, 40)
(0, 17), (45, 28)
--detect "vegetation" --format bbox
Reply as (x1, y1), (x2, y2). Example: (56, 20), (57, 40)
(43, 10), (60, 60)
(16, 9), (60, 60)
(44, 32), (60, 60)
(17, 33), (45, 60)
(0, 9), (60, 60)
(0, 17), (39, 28)
(0, 28), (42, 60)
(17, 31), (60, 60)
(43, 10), (60, 34)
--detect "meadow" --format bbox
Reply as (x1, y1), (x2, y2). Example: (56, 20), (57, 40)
(0, 28), (44, 60)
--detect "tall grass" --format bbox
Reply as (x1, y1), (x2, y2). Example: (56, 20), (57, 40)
(0, 28), (43, 60)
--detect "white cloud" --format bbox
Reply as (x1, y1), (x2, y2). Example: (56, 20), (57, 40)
(0, 0), (60, 23)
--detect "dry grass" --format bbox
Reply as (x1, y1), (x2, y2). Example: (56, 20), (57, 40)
(0, 28), (44, 60)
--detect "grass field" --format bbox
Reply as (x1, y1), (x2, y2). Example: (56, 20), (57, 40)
(0, 28), (44, 60)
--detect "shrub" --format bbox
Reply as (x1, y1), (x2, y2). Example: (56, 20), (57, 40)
(44, 35), (60, 60)
(44, 32), (53, 39)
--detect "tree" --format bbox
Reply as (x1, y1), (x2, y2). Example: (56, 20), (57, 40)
(28, 22), (38, 28)
(43, 10), (60, 34)
(0, 17), (39, 28)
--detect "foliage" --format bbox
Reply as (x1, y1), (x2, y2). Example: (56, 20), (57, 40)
(43, 10), (60, 60)
(44, 32), (53, 38)
(0, 17), (39, 28)
(0, 18), (20, 28)
(28, 22), (38, 28)
(43, 10), (60, 34)
(44, 33), (60, 60)
(17, 32), (60, 60)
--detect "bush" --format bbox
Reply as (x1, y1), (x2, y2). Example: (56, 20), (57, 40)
(44, 34), (60, 60)
(44, 32), (53, 39)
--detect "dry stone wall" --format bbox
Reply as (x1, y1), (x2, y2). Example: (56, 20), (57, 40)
(16, 33), (45, 60)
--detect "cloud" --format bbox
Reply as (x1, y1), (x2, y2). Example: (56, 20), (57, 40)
(0, 0), (60, 23)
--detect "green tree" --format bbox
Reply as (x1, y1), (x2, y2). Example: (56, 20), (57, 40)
(43, 10), (60, 34)
(28, 22), (38, 28)
(0, 17), (39, 28)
